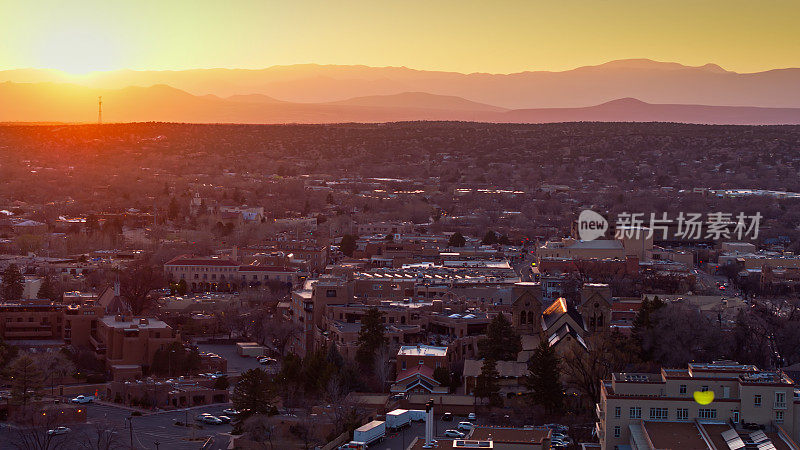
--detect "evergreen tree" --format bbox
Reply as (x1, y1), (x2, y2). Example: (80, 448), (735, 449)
(176, 279), (188, 296)
(473, 359), (502, 406)
(168, 197), (180, 220)
(632, 295), (666, 360)
(525, 340), (564, 413)
(232, 368), (277, 418)
(1, 264), (24, 301)
(433, 366), (452, 391)
(356, 308), (387, 370)
(340, 234), (357, 257)
(481, 231), (498, 245)
(36, 276), (58, 301)
(478, 313), (521, 361)
(448, 232), (466, 248)
(9, 353), (43, 406)
(498, 234), (511, 245)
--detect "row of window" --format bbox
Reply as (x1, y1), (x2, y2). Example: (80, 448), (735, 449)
(615, 406), (717, 421)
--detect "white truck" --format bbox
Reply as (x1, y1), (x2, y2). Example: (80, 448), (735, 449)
(352, 420), (385, 445)
(408, 409), (426, 422)
(385, 409), (411, 430)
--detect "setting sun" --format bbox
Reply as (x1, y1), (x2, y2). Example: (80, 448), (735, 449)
(34, 27), (121, 74)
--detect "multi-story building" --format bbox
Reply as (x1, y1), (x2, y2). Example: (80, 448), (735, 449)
(597, 360), (800, 449)
(289, 277), (351, 356)
(94, 315), (181, 374)
(164, 256), (301, 292)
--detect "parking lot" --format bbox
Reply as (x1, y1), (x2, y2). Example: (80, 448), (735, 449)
(371, 413), (477, 450)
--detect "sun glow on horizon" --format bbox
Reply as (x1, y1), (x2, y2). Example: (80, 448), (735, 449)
(34, 27), (122, 75)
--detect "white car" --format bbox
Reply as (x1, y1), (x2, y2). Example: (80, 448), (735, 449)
(457, 421), (474, 431)
(444, 429), (465, 438)
(467, 412), (476, 421)
(47, 427), (71, 435)
(222, 408), (239, 416)
(201, 415), (223, 425)
(71, 395), (93, 404)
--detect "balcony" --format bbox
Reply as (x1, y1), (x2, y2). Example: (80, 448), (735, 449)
(596, 403), (604, 420)
(595, 422), (604, 440)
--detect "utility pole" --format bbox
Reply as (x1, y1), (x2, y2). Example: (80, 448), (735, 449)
(98, 96), (102, 124)
(127, 416), (134, 449)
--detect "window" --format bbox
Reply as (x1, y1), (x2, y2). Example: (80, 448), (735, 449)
(732, 410), (740, 424)
(698, 409), (717, 419)
(401, 361), (406, 370)
(754, 395), (762, 407)
(677, 408), (689, 420)
(326, 289), (337, 298)
(614, 407), (621, 418)
(680, 385), (687, 394)
(629, 407), (642, 419)
(775, 392), (786, 409)
(614, 426), (621, 438)
(776, 410), (784, 423)
(700, 386), (709, 392)
(649, 408), (668, 420)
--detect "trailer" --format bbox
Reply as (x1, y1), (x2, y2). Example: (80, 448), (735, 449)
(353, 420), (385, 445)
(236, 342), (265, 357)
(385, 409), (411, 430)
(408, 409), (427, 422)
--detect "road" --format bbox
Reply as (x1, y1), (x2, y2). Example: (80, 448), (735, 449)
(88, 402), (235, 449)
(3, 402), (237, 449)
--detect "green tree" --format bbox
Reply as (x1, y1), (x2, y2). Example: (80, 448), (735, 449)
(481, 231), (498, 245)
(356, 308), (387, 370)
(478, 313), (521, 361)
(525, 340), (564, 413)
(1, 264), (24, 301)
(473, 359), (502, 407)
(448, 232), (466, 248)
(9, 353), (44, 406)
(340, 234), (357, 257)
(176, 279), (188, 296)
(232, 368), (277, 418)
(168, 197), (180, 220)
(36, 276), (58, 301)
(433, 366), (452, 391)
(632, 295), (666, 360)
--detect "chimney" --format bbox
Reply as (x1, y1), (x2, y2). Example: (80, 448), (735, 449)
(423, 398), (435, 448)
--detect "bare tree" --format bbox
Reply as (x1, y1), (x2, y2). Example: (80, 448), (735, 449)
(9, 409), (69, 450)
(73, 419), (125, 450)
(117, 258), (165, 315)
(242, 414), (277, 450)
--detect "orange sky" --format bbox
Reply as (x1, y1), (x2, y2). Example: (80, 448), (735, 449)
(1, 0), (798, 74)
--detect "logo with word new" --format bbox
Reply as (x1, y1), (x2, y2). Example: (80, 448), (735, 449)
(577, 210), (608, 241)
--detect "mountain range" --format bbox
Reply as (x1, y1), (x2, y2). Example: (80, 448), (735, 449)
(1, 59), (799, 124)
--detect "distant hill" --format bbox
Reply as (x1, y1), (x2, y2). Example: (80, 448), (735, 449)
(1, 81), (799, 124)
(325, 92), (506, 112)
(2, 59), (799, 109)
(503, 98), (800, 125)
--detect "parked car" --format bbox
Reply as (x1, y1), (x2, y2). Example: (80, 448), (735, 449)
(222, 408), (239, 416)
(442, 412), (453, 421)
(467, 412), (476, 421)
(47, 427), (71, 436)
(444, 430), (465, 438)
(457, 422), (474, 432)
(71, 395), (93, 404)
(201, 415), (223, 425)
(196, 413), (213, 421)
(217, 415), (232, 424)
(258, 357), (277, 365)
